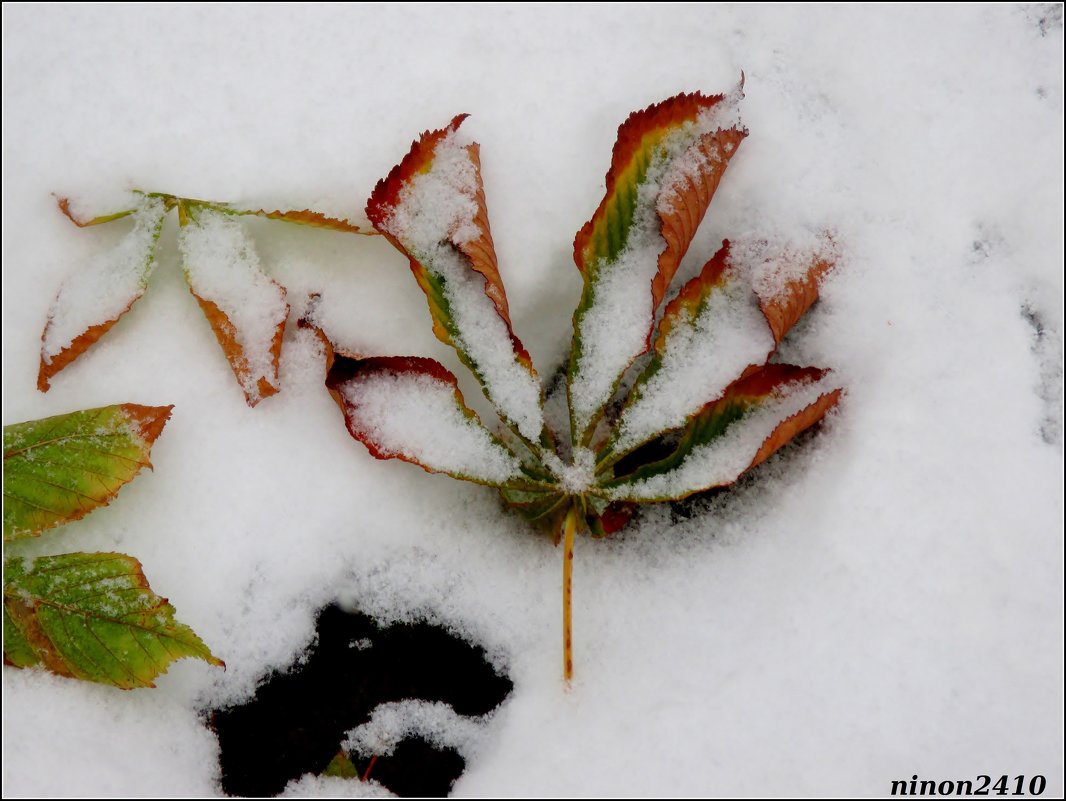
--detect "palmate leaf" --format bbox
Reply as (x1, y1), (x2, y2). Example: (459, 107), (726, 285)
(3, 404), (172, 541)
(317, 87), (845, 682)
(38, 196), (167, 391)
(3, 552), (222, 689)
(177, 206), (289, 406)
(365, 115), (545, 447)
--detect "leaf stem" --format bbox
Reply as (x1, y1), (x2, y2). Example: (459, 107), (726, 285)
(562, 503), (579, 684)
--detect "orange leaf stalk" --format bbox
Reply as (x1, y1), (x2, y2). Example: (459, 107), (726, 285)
(562, 504), (580, 683)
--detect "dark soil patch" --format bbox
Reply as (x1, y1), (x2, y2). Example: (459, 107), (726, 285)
(210, 604), (512, 797)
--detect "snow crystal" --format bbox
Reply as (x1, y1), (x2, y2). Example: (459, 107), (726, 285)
(542, 446), (596, 493)
(338, 370), (523, 484)
(569, 107), (744, 439)
(280, 774), (392, 798)
(611, 373), (842, 501)
(729, 232), (840, 305)
(41, 196), (166, 361)
(177, 209), (288, 403)
(613, 270), (775, 453)
(344, 699), (489, 759)
(382, 131), (544, 442)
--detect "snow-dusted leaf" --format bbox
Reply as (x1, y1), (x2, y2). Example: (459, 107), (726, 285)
(603, 236), (838, 461)
(325, 354), (531, 487)
(38, 196), (167, 391)
(567, 88), (747, 445)
(366, 115), (544, 444)
(3, 404), (172, 541)
(178, 207), (289, 407)
(732, 233), (839, 346)
(606, 364), (842, 502)
(2, 552), (223, 688)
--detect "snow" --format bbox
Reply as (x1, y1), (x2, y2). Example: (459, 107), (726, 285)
(41, 196), (166, 361)
(336, 370), (522, 484)
(344, 700), (490, 760)
(177, 209), (288, 404)
(2, 4), (1062, 798)
(381, 131), (545, 442)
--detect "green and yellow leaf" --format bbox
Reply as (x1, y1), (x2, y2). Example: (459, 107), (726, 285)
(3, 552), (222, 688)
(38, 196), (167, 391)
(567, 87), (748, 446)
(365, 115), (545, 445)
(606, 364), (842, 502)
(322, 750), (360, 779)
(3, 404), (172, 541)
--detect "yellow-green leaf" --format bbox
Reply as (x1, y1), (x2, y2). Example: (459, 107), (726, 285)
(3, 404), (172, 541)
(3, 552), (223, 688)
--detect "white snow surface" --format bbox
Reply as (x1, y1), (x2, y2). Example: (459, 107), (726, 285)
(2, 5), (1062, 798)
(337, 369), (522, 484)
(177, 209), (287, 403)
(381, 131), (545, 442)
(41, 196), (166, 361)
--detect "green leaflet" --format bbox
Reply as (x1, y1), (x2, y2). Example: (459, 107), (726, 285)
(322, 750), (360, 779)
(3, 404), (172, 541)
(606, 365), (842, 502)
(3, 552), (223, 689)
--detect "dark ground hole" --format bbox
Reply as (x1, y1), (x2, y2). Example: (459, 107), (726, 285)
(210, 604), (513, 797)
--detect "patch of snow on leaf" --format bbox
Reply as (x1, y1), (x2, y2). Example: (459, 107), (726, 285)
(614, 271), (774, 453)
(611, 373), (842, 501)
(730, 232), (840, 305)
(382, 131), (544, 442)
(543, 446), (596, 493)
(339, 370), (523, 484)
(42, 196), (166, 361)
(177, 209), (287, 403)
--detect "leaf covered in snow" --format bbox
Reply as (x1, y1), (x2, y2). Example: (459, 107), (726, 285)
(38, 196), (167, 391)
(325, 353), (536, 488)
(567, 87), (747, 445)
(3, 552), (222, 688)
(3, 404), (172, 541)
(606, 364), (843, 502)
(316, 87), (845, 681)
(366, 115), (544, 445)
(178, 206), (289, 406)
(39, 190), (370, 405)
